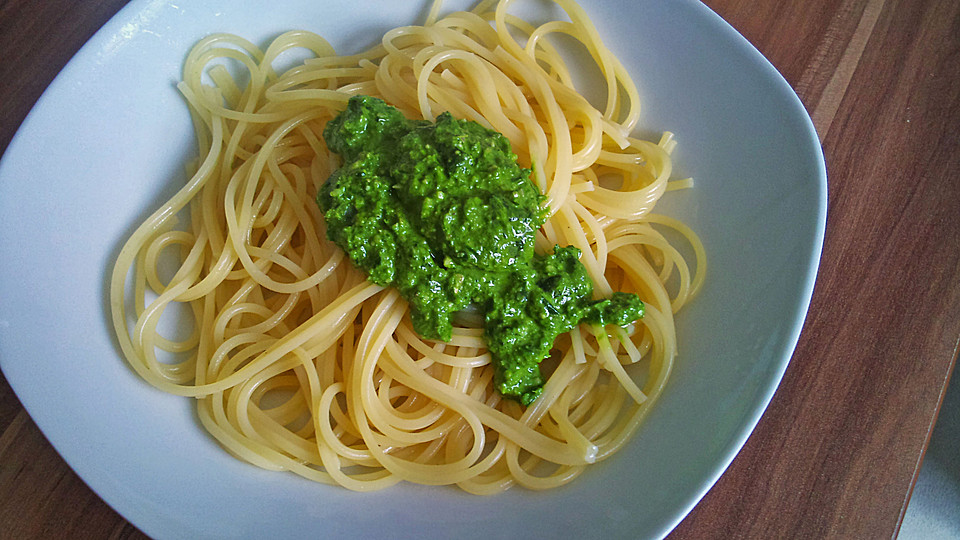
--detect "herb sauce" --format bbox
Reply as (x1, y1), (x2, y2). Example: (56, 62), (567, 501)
(318, 96), (644, 405)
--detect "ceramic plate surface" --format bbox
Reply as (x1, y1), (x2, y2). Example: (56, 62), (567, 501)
(0, 1), (825, 538)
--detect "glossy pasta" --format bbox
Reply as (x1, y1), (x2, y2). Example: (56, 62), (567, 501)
(110, 0), (705, 493)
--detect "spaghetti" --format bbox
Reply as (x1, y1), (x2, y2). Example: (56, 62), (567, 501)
(110, 0), (706, 493)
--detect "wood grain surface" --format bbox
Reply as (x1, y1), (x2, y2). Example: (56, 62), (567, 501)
(1, 0), (958, 538)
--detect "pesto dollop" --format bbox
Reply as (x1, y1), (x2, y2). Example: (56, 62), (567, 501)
(318, 96), (643, 405)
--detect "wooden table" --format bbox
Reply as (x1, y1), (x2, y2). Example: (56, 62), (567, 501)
(1, 0), (957, 538)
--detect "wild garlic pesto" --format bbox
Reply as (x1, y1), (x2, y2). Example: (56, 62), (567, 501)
(317, 96), (644, 405)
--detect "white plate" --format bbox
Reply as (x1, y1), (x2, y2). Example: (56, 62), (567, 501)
(0, 1), (826, 538)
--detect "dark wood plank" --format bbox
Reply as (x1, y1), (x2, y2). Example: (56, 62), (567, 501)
(0, 373), (24, 435)
(707, 0), (871, 98)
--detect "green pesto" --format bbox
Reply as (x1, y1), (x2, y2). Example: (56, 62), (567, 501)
(318, 96), (644, 405)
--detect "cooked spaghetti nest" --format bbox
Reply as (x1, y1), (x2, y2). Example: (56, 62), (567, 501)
(110, 0), (706, 493)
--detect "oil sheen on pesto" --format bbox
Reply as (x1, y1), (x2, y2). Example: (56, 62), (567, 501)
(318, 96), (644, 405)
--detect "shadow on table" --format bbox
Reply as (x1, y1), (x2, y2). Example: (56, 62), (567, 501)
(900, 365), (960, 539)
